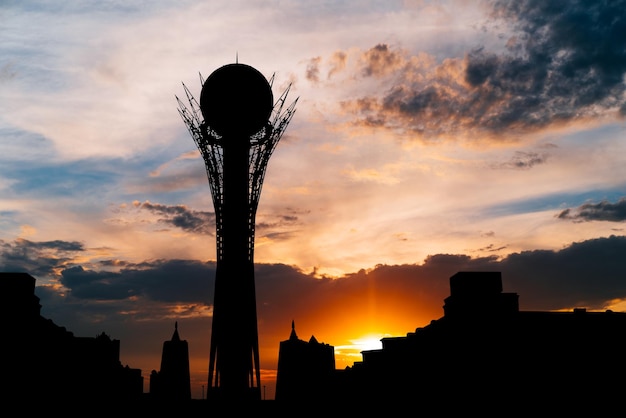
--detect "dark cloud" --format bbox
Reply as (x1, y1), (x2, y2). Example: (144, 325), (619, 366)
(132, 200), (303, 240)
(9, 234), (626, 326)
(61, 266), (131, 300)
(360, 44), (404, 77)
(339, 0), (626, 140)
(59, 259), (215, 303)
(476, 243), (508, 253)
(492, 151), (548, 169)
(41, 235), (626, 329)
(99, 259), (131, 268)
(480, 0), (626, 123)
(255, 208), (307, 241)
(136, 201), (215, 234)
(256, 214), (301, 231)
(557, 197), (626, 222)
(500, 235), (626, 309)
(306, 57), (321, 83)
(259, 231), (298, 242)
(33, 259), (216, 348)
(0, 238), (84, 277)
(28, 240), (84, 252)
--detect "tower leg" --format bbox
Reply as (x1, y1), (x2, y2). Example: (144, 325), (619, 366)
(207, 136), (261, 401)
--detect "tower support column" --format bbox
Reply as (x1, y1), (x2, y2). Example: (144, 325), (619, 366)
(209, 135), (260, 399)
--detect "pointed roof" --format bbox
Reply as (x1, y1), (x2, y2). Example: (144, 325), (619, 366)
(171, 321), (181, 342)
(289, 319), (298, 340)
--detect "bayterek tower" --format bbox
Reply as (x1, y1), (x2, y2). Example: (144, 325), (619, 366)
(177, 62), (297, 401)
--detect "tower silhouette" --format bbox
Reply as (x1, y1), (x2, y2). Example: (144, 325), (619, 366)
(275, 321), (335, 401)
(177, 62), (297, 401)
(150, 321), (191, 401)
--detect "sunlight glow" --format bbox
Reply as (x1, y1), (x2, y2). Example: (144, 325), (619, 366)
(333, 334), (386, 368)
(603, 298), (626, 312)
(350, 336), (384, 351)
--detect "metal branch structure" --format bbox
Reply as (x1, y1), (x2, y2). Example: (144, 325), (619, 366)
(176, 63), (297, 401)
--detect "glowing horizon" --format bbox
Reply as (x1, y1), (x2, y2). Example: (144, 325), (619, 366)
(3, 0), (626, 401)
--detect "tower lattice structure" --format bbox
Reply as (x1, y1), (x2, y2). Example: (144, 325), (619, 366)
(177, 64), (297, 400)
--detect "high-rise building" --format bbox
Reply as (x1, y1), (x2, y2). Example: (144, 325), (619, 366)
(275, 321), (336, 402)
(150, 322), (191, 401)
(335, 271), (626, 408)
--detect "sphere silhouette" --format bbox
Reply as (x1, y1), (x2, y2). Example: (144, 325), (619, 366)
(200, 63), (274, 139)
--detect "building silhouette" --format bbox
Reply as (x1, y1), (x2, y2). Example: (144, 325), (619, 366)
(177, 62), (297, 401)
(3, 272), (143, 403)
(330, 271), (626, 407)
(149, 321), (191, 401)
(6, 266), (626, 411)
(275, 320), (335, 401)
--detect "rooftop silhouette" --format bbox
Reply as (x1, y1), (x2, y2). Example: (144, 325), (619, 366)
(4, 272), (142, 405)
(329, 271), (626, 410)
(5, 270), (626, 412)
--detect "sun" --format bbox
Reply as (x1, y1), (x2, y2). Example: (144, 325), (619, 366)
(333, 334), (387, 369)
(350, 335), (383, 352)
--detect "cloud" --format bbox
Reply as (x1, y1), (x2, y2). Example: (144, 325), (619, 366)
(1, 157), (122, 199)
(255, 211), (302, 232)
(327, 51), (347, 80)
(149, 150), (201, 177)
(20, 235), (626, 330)
(492, 151), (548, 169)
(305, 57), (321, 83)
(473, 0), (626, 120)
(500, 235), (626, 309)
(359, 44), (405, 77)
(134, 200), (216, 234)
(0, 238), (85, 278)
(332, 0), (626, 141)
(60, 260), (215, 303)
(557, 198), (626, 222)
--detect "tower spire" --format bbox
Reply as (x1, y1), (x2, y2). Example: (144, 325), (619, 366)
(289, 320), (298, 340)
(172, 321), (181, 341)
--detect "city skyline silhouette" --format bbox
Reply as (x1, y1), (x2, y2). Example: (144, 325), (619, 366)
(2, 0), (626, 408)
(6, 269), (626, 412)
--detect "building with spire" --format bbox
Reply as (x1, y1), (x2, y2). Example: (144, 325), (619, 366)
(150, 322), (191, 401)
(275, 320), (335, 401)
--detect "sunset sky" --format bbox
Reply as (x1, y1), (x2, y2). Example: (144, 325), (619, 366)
(2, 0), (626, 400)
